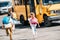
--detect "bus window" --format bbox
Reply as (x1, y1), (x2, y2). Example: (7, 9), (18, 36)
(22, 0), (35, 12)
(22, 0), (30, 5)
(36, 0), (40, 5)
(27, 0), (31, 5)
(43, 0), (60, 5)
(14, 0), (22, 5)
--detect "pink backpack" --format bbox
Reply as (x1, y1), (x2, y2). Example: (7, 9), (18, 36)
(30, 17), (38, 24)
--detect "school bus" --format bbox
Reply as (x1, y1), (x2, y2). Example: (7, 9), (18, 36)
(12, 0), (60, 26)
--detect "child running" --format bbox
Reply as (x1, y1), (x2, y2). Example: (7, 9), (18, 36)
(28, 12), (40, 37)
(2, 8), (14, 40)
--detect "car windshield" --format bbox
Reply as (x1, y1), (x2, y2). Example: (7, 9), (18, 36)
(43, 0), (60, 5)
(0, 2), (9, 7)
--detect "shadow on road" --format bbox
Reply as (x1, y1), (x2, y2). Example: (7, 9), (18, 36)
(52, 23), (60, 26)
(15, 24), (30, 29)
(15, 23), (60, 29)
(40, 23), (60, 28)
(0, 23), (60, 29)
(0, 24), (30, 29)
(0, 26), (2, 29)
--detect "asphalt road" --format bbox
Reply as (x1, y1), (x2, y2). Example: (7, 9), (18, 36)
(0, 14), (60, 40)
(0, 25), (60, 40)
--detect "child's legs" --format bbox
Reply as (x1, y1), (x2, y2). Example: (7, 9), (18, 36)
(12, 24), (15, 30)
(6, 28), (9, 36)
(9, 28), (12, 40)
(31, 24), (37, 35)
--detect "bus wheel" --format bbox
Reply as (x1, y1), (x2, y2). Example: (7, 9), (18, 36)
(20, 15), (25, 26)
(43, 15), (51, 27)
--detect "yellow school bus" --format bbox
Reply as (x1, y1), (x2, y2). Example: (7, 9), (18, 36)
(12, 0), (60, 26)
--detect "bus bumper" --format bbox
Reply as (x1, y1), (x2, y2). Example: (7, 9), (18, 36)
(48, 16), (60, 21)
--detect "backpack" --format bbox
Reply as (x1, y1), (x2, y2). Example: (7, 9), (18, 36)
(2, 16), (10, 24)
(30, 18), (38, 24)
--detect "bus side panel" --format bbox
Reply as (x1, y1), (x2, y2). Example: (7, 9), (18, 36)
(14, 5), (26, 20)
(27, 5), (30, 17)
(36, 5), (43, 23)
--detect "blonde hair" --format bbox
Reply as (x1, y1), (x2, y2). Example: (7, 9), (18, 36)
(8, 8), (12, 12)
(30, 12), (35, 17)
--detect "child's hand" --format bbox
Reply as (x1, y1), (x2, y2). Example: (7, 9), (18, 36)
(2, 24), (4, 29)
(2, 27), (4, 29)
(38, 25), (40, 27)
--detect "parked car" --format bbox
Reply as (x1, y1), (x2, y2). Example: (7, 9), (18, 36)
(0, 0), (12, 14)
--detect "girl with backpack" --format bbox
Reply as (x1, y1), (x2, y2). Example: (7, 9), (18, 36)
(2, 9), (14, 40)
(28, 12), (40, 37)
(2, 14), (13, 40)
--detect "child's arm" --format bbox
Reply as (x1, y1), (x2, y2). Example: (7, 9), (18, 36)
(37, 19), (40, 27)
(2, 24), (4, 29)
(38, 22), (40, 27)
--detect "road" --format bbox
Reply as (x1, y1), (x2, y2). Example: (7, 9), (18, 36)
(0, 26), (60, 40)
(0, 14), (60, 40)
